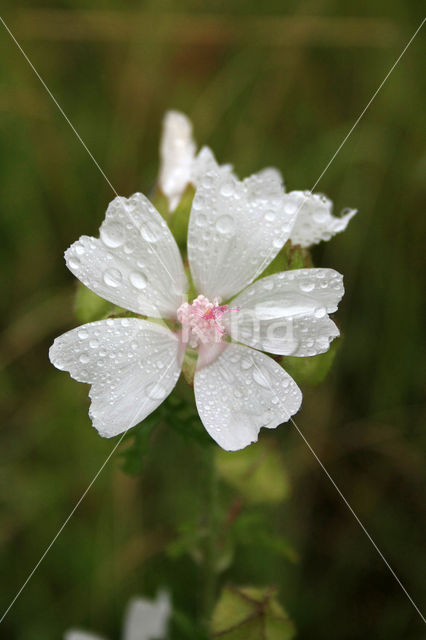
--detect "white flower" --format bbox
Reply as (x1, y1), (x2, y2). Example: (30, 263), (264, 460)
(286, 191), (357, 248)
(50, 154), (345, 451)
(158, 111), (356, 244)
(159, 111), (196, 212)
(64, 591), (170, 640)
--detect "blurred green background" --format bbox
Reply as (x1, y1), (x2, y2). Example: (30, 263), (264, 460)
(0, 1), (425, 638)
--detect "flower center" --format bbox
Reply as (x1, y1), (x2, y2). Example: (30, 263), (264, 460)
(177, 295), (239, 348)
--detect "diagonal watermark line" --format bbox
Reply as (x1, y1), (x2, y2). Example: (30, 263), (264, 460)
(0, 6), (424, 628)
(252, 16), (425, 283)
(0, 431), (127, 625)
(0, 346), (180, 625)
(0, 15), (119, 198)
(249, 356), (426, 624)
(309, 16), (425, 194)
(289, 416), (426, 624)
(0, 15), (179, 287)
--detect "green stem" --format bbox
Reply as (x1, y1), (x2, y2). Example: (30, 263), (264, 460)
(202, 445), (219, 625)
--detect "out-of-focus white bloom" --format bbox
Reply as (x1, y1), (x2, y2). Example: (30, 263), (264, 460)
(64, 591), (171, 640)
(123, 592), (170, 640)
(159, 111), (196, 212)
(50, 151), (344, 451)
(158, 111), (356, 243)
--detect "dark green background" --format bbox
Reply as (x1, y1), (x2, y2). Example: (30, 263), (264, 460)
(0, 2), (425, 638)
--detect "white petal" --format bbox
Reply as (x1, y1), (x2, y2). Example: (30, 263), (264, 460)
(194, 343), (302, 451)
(188, 151), (297, 301)
(159, 111), (196, 212)
(190, 146), (234, 185)
(289, 191), (357, 247)
(64, 632), (105, 640)
(123, 591), (171, 640)
(49, 319), (182, 437)
(65, 193), (187, 318)
(226, 268), (343, 356)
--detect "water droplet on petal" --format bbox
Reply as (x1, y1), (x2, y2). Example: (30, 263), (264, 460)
(300, 280), (315, 292)
(314, 306), (326, 318)
(241, 356), (253, 370)
(313, 208), (328, 223)
(79, 352), (89, 364)
(100, 221), (125, 248)
(103, 268), (122, 287)
(265, 211), (276, 222)
(141, 220), (161, 242)
(68, 256), (81, 270)
(216, 215), (235, 235)
(78, 330), (89, 340)
(220, 180), (235, 197)
(195, 213), (207, 227)
(145, 381), (167, 401)
(130, 271), (148, 290)
(252, 366), (270, 388)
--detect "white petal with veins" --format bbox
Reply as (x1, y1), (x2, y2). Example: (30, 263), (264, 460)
(49, 319), (182, 437)
(123, 591), (171, 640)
(159, 111), (196, 212)
(226, 268), (343, 356)
(194, 343), (302, 451)
(65, 193), (187, 318)
(188, 150), (297, 301)
(289, 191), (357, 247)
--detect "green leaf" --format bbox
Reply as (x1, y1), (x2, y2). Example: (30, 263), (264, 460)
(119, 414), (160, 475)
(232, 512), (298, 564)
(280, 337), (340, 387)
(211, 586), (296, 639)
(216, 440), (290, 504)
(74, 282), (121, 323)
(168, 184), (195, 250)
(259, 241), (312, 280)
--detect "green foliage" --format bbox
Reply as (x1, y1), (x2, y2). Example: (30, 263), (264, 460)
(216, 440), (290, 504)
(1, 3), (425, 639)
(211, 586), (296, 639)
(280, 338), (339, 387)
(119, 413), (161, 476)
(231, 512), (298, 563)
(168, 184), (196, 250)
(74, 282), (122, 323)
(259, 241), (312, 280)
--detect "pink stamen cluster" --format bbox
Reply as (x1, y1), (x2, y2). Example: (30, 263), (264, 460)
(177, 295), (239, 348)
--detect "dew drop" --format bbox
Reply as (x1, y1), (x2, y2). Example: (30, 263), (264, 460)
(241, 356), (253, 370)
(100, 221), (125, 248)
(220, 180), (235, 197)
(252, 367), (270, 388)
(265, 211), (276, 222)
(314, 306), (326, 318)
(78, 330), (88, 340)
(313, 208), (328, 223)
(195, 213), (207, 227)
(68, 256), (81, 270)
(215, 215), (235, 235)
(130, 271), (148, 290)
(145, 381), (167, 401)
(300, 280), (315, 293)
(89, 339), (99, 348)
(79, 352), (89, 364)
(103, 268), (122, 287)
(141, 220), (161, 243)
